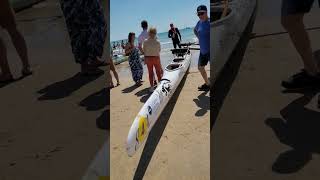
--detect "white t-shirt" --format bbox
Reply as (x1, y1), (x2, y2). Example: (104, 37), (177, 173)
(138, 29), (149, 49)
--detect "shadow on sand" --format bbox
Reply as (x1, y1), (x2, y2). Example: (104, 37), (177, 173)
(79, 88), (108, 111)
(37, 72), (102, 100)
(122, 83), (143, 94)
(133, 74), (188, 180)
(266, 88), (320, 174)
(0, 75), (30, 89)
(96, 109), (110, 130)
(79, 88), (110, 130)
(193, 91), (210, 117)
(135, 87), (151, 103)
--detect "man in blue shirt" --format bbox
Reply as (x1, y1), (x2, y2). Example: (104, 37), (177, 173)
(194, 5), (210, 91)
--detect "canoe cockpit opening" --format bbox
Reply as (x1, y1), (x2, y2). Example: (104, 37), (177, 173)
(173, 58), (185, 62)
(171, 48), (190, 57)
(211, 6), (232, 23)
(166, 63), (182, 71)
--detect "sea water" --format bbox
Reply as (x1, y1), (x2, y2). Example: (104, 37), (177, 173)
(111, 28), (197, 53)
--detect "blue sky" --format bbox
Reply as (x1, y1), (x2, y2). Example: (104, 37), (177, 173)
(110, 0), (210, 41)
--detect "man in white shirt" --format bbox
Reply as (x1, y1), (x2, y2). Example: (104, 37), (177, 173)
(138, 20), (149, 53)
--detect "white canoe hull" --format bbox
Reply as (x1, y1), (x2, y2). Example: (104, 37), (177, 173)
(211, 0), (256, 78)
(126, 51), (192, 156)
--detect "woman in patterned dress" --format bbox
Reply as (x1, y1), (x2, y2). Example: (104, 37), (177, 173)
(60, 0), (107, 75)
(125, 32), (143, 85)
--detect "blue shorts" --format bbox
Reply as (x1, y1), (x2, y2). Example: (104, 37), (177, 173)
(281, 0), (319, 15)
(198, 53), (210, 67)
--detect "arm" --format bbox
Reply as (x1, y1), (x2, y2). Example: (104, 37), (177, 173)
(168, 30), (172, 38)
(157, 41), (161, 54)
(138, 35), (144, 53)
(177, 28), (182, 40)
(138, 43), (143, 53)
(142, 41), (146, 55)
(194, 23), (199, 39)
(124, 44), (132, 56)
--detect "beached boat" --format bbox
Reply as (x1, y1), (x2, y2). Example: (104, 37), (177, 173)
(126, 43), (194, 156)
(211, 0), (257, 78)
(113, 54), (128, 65)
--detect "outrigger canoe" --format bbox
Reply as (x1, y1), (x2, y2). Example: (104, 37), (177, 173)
(126, 43), (195, 156)
(211, 0), (257, 78)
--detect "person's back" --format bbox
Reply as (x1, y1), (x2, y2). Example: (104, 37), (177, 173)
(143, 38), (160, 57)
(143, 28), (162, 92)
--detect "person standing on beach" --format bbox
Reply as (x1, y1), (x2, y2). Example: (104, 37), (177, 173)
(0, 0), (32, 83)
(143, 27), (163, 92)
(194, 5), (210, 91)
(108, 51), (120, 89)
(281, 0), (320, 89)
(60, 0), (107, 75)
(125, 32), (143, 85)
(137, 20), (159, 84)
(138, 20), (149, 54)
(168, 23), (182, 49)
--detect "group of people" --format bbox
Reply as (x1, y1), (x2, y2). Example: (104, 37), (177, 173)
(112, 40), (126, 50)
(123, 20), (163, 92)
(111, 5), (210, 92)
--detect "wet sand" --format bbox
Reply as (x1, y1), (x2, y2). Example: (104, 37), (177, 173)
(0, 0), (107, 179)
(110, 56), (210, 180)
(213, 0), (320, 179)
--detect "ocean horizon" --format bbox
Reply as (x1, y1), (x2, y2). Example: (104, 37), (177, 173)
(111, 27), (197, 55)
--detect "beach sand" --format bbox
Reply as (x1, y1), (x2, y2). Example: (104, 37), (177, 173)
(212, 1), (320, 179)
(0, 0), (107, 179)
(110, 61), (210, 180)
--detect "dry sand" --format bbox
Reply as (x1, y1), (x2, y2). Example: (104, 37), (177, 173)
(110, 61), (210, 180)
(212, 1), (320, 179)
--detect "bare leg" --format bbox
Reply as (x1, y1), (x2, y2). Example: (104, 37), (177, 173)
(281, 14), (318, 75)
(0, 36), (13, 80)
(7, 26), (30, 71)
(198, 66), (209, 85)
(112, 69), (120, 85)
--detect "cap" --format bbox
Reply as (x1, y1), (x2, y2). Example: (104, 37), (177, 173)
(197, 5), (207, 12)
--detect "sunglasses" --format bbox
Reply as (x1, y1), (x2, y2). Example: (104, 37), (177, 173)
(197, 12), (205, 16)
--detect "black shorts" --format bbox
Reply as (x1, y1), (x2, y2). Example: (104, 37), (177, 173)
(281, 0), (319, 15)
(198, 53), (210, 67)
